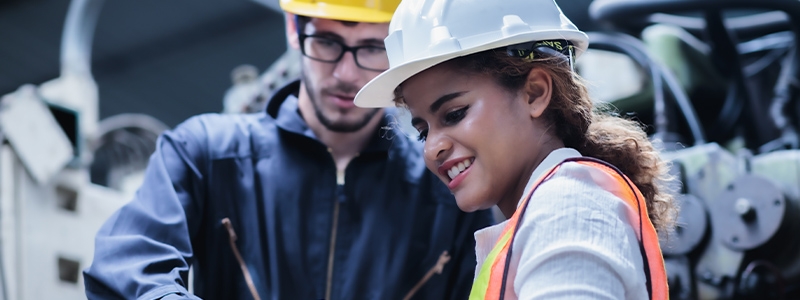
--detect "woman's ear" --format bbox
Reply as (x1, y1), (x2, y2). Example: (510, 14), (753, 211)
(524, 68), (553, 119)
(285, 13), (301, 50)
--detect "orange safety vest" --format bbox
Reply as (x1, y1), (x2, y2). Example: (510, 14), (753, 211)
(469, 157), (668, 300)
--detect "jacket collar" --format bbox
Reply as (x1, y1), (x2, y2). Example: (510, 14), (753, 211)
(265, 80), (396, 154)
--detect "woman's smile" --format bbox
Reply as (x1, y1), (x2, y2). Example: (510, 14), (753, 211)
(400, 61), (553, 212)
(437, 157), (475, 189)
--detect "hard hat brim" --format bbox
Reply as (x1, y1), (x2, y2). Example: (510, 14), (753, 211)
(354, 30), (589, 108)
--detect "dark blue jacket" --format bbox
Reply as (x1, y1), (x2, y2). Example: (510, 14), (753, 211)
(84, 80), (494, 300)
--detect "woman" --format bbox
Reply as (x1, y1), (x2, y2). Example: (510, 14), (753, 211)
(355, 0), (676, 299)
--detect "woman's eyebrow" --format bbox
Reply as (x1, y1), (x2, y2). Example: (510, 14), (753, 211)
(409, 91), (468, 127)
(430, 91), (467, 113)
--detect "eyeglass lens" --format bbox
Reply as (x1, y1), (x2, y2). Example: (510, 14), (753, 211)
(302, 36), (389, 71)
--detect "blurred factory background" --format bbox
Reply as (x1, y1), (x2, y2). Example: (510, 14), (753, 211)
(0, 0), (590, 127)
(1, 0), (800, 299)
(0, 0), (285, 127)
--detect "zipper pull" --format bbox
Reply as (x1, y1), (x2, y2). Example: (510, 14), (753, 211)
(221, 218), (262, 300)
(403, 251), (452, 300)
(431, 251), (451, 274)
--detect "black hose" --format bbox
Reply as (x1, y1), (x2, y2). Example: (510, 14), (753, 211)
(590, 0), (800, 33)
(588, 32), (707, 145)
(590, 0), (800, 151)
(89, 113), (169, 190)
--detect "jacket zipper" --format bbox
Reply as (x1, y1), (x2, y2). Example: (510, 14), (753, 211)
(325, 191), (341, 300)
(403, 251), (452, 300)
(221, 218), (262, 300)
(325, 148), (347, 300)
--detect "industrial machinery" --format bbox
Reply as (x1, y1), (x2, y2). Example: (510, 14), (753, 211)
(0, 0), (160, 298)
(589, 0), (800, 298)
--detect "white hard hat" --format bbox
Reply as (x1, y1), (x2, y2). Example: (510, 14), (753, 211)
(354, 0), (589, 108)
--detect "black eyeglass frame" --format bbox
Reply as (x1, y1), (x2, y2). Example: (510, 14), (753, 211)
(297, 33), (389, 72)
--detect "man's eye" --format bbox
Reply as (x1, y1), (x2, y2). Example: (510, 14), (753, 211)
(417, 128), (428, 142)
(361, 46), (386, 55)
(314, 38), (337, 48)
(444, 106), (469, 125)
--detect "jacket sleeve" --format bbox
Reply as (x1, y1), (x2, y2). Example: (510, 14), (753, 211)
(83, 116), (210, 300)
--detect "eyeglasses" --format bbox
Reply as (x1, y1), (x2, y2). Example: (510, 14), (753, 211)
(298, 34), (390, 72)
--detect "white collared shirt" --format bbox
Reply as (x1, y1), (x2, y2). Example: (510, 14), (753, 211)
(473, 148), (648, 299)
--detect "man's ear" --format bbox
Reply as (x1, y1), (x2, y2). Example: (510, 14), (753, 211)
(285, 12), (300, 50)
(524, 68), (553, 119)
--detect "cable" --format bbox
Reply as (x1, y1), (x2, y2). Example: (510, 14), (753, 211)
(762, 46), (800, 152)
(739, 31), (793, 77)
(658, 46), (708, 145)
(587, 33), (667, 133)
(89, 113), (169, 190)
(646, 11), (791, 41)
(588, 32), (707, 145)
(738, 31), (794, 55)
(709, 82), (744, 141)
(739, 260), (785, 299)
(744, 47), (790, 77)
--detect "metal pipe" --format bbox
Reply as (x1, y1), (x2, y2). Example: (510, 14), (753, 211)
(60, 0), (104, 77)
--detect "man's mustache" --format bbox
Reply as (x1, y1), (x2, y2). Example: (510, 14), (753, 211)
(323, 82), (359, 96)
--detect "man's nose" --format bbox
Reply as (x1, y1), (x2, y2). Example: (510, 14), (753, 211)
(332, 51), (360, 84)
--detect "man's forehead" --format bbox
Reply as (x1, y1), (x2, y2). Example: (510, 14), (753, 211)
(304, 17), (390, 41)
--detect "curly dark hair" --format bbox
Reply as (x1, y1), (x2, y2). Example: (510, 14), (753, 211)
(394, 48), (677, 233)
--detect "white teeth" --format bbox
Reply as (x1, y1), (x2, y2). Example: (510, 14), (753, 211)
(446, 158), (473, 180)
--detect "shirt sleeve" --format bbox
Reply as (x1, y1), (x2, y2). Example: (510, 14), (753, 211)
(83, 116), (209, 300)
(513, 163), (648, 300)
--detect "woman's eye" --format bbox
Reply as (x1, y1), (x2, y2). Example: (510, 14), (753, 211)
(444, 106), (469, 125)
(416, 128), (428, 142)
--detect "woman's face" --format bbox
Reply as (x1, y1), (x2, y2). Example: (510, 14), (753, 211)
(401, 63), (556, 213)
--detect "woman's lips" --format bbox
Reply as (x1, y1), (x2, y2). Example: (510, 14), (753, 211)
(437, 157), (474, 190)
(447, 164), (471, 190)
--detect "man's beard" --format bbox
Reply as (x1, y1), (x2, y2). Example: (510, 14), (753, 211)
(302, 71), (381, 133)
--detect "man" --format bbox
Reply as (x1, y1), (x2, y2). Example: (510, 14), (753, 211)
(83, 1), (494, 299)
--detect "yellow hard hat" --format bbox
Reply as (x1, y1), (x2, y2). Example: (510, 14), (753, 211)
(279, 0), (401, 23)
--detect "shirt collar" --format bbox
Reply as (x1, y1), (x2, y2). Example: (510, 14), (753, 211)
(475, 148), (583, 269)
(518, 148), (582, 208)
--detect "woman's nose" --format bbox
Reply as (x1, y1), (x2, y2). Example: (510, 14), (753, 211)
(423, 130), (452, 164)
